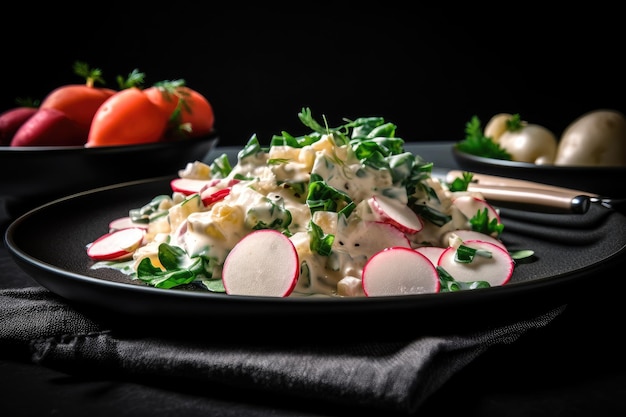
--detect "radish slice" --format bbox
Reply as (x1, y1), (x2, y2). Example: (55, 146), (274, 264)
(437, 239), (514, 287)
(170, 178), (214, 195)
(201, 187), (231, 206)
(108, 216), (148, 232)
(222, 229), (299, 297)
(87, 227), (146, 261)
(369, 195), (423, 234)
(414, 246), (446, 266)
(453, 195), (500, 223)
(362, 247), (440, 296)
(336, 220), (410, 258)
(445, 229), (506, 250)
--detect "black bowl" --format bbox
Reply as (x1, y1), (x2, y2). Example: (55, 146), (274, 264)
(452, 146), (626, 197)
(1, 133), (219, 217)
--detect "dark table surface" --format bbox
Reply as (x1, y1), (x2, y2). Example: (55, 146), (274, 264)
(2, 142), (626, 417)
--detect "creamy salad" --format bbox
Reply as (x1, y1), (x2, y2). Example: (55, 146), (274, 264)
(90, 108), (511, 297)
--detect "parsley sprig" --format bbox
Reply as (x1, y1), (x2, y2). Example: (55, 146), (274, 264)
(455, 116), (512, 160)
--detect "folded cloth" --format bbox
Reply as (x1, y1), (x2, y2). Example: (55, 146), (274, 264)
(0, 287), (565, 415)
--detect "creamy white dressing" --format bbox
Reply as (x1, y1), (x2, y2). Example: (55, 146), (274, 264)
(125, 133), (481, 297)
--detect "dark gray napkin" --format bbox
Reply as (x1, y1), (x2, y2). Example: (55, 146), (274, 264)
(0, 286), (564, 415)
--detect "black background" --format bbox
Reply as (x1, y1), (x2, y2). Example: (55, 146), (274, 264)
(2, 3), (624, 148)
(2, 5), (626, 415)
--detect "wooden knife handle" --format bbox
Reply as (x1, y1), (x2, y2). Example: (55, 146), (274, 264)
(466, 184), (591, 214)
(447, 170), (598, 198)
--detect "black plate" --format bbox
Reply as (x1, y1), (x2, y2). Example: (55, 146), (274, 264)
(5, 173), (626, 335)
(452, 146), (626, 197)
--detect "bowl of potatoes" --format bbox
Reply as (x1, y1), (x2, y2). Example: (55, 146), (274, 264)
(452, 109), (626, 197)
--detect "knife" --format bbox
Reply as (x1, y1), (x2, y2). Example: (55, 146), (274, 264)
(444, 170), (596, 214)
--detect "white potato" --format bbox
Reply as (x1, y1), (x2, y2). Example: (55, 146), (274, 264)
(498, 124), (558, 165)
(484, 113), (516, 143)
(555, 109), (626, 167)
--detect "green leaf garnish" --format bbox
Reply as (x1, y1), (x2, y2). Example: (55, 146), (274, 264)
(447, 171), (474, 192)
(436, 266), (491, 292)
(455, 115), (512, 160)
(470, 208), (504, 237)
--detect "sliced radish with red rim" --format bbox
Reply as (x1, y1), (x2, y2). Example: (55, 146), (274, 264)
(453, 195), (500, 223)
(414, 246), (446, 266)
(201, 187), (231, 206)
(108, 216), (148, 232)
(222, 229), (299, 297)
(369, 195), (423, 234)
(362, 246), (440, 296)
(445, 229), (506, 250)
(87, 227), (146, 261)
(336, 220), (411, 258)
(170, 178), (215, 195)
(437, 239), (514, 287)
